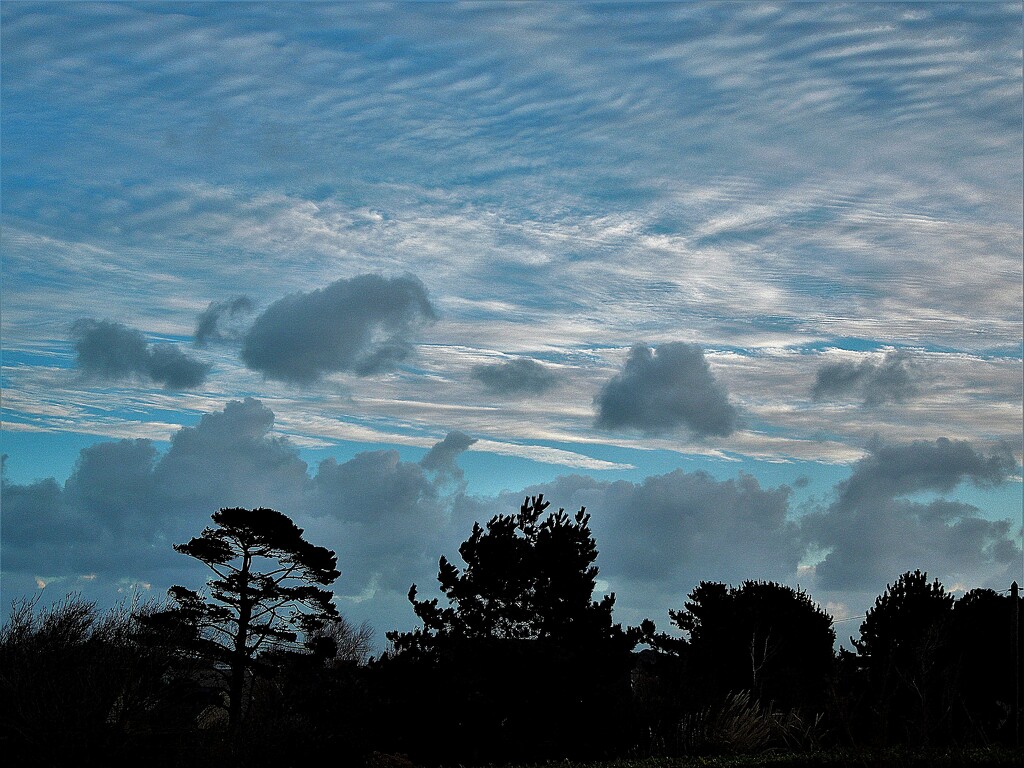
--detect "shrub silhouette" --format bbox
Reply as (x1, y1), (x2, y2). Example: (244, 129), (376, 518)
(0, 594), (206, 763)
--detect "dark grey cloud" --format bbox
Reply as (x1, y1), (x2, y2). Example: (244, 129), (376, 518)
(0, 445), (179, 582)
(589, 471), (798, 584)
(194, 296), (254, 346)
(484, 438), (1020, 620)
(0, 399), (472, 632)
(803, 497), (1019, 591)
(420, 431), (477, 483)
(471, 358), (563, 397)
(153, 398), (311, 514)
(1, 476), (84, 572)
(312, 451), (437, 524)
(310, 451), (447, 593)
(71, 319), (149, 380)
(64, 439), (158, 531)
(146, 345), (211, 389)
(0, 398), (309, 584)
(463, 469), (800, 627)
(3, 401), (1019, 642)
(595, 343), (736, 436)
(812, 350), (918, 406)
(802, 438), (1020, 590)
(71, 319), (210, 389)
(835, 437), (1016, 509)
(240, 275), (437, 384)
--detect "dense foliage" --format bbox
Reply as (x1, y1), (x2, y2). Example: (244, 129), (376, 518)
(2, 504), (1021, 767)
(669, 580), (836, 711)
(382, 496), (640, 763)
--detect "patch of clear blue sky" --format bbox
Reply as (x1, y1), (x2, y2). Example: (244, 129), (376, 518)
(1, 432), (112, 487)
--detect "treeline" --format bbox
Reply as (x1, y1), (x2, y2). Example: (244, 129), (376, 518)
(1, 499), (1021, 767)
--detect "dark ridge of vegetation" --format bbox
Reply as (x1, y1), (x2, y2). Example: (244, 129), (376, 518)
(500, 750), (1024, 768)
(1, 502), (1021, 768)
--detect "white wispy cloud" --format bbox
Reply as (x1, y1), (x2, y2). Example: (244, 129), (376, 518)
(2, 2), (1020, 478)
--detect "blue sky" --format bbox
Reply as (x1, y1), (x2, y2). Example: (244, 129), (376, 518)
(2, 1), (1021, 645)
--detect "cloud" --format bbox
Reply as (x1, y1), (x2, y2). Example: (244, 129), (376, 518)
(194, 296), (254, 346)
(0, 399), (472, 630)
(71, 319), (210, 389)
(64, 439), (158, 531)
(834, 437), (1016, 509)
(71, 319), (150, 380)
(240, 275), (437, 384)
(804, 497), (1019, 592)
(420, 430), (477, 483)
(1, 476), (84, 573)
(2, 399), (1020, 642)
(152, 398), (311, 514)
(812, 350), (918, 405)
(594, 343), (737, 437)
(802, 437), (1020, 590)
(310, 450), (447, 593)
(312, 451), (437, 525)
(471, 358), (563, 396)
(486, 437), (1020, 622)
(146, 345), (212, 389)
(468, 469), (800, 626)
(0, 398), (309, 584)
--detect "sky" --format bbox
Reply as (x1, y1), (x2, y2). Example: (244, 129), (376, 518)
(1, 1), (1022, 649)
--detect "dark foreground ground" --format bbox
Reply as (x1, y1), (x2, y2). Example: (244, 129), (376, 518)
(433, 750), (1024, 768)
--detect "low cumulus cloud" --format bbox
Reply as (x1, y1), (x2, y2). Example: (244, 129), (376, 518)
(72, 319), (210, 389)
(498, 441), (1020, 624)
(472, 358), (563, 397)
(812, 350), (918, 405)
(194, 296), (254, 346)
(310, 450), (448, 597)
(3, 401), (1020, 640)
(595, 343), (736, 437)
(486, 470), (801, 624)
(240, 274), (437, 384)
(1, 400), (470, 632)
(802, 438), (1020, 590)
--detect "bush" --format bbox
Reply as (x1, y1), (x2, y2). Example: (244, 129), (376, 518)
(0, 594), (211, 765)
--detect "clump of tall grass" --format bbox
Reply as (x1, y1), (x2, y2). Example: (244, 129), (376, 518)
(677, 691), (824, 755)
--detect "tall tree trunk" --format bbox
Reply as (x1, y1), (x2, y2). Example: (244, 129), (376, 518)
(229, 550), (252, 731)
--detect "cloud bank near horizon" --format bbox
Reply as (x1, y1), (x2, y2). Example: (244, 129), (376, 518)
(3, 399), (1018, 640)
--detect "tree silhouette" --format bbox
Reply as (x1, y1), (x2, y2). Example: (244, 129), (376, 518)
(392, 494), (619, 650)
(668, 580), (835, 712)
(948, 587), (1022, 743)
(150, 507), (340, 729)
(852, 569), (954, 746)
(384, 495), (636, 761)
